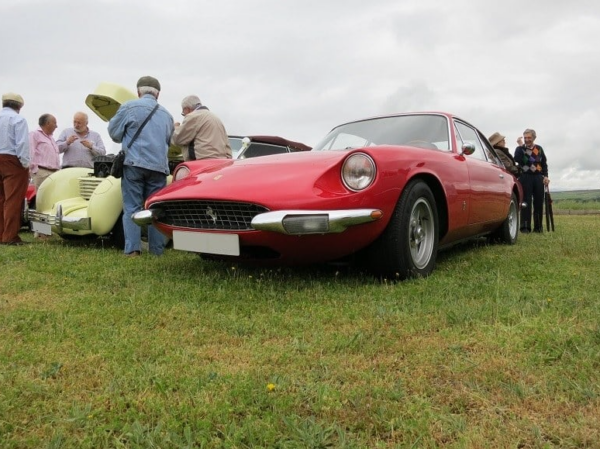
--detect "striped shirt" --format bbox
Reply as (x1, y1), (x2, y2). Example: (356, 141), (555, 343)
(29, 128), (60, 173)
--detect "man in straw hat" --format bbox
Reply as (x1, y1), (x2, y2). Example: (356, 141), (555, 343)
(108, 76), (174, 256)
(0, 93), (30, 245)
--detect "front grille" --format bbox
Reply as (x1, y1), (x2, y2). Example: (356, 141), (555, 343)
(153, 200), (269, 230)
(79, 177), (103, 200)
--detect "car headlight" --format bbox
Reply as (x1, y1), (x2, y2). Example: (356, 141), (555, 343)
(174, 165), (191, 181)
(341, 153), (376, 191)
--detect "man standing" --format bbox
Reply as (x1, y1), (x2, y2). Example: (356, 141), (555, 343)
(171, 95), (231, 161)
(57, 112), (106, 168)
(29, 114), (60, 188)
(0, 93), (30, 245)
(514, 128), (549, 233)
(108, 76), (174, 256)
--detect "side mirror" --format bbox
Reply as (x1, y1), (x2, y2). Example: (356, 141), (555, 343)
(460, 142), (476, 156)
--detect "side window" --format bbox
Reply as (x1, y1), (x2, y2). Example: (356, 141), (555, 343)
(455, 122), (486, 161)
(480, 133), (504, 167)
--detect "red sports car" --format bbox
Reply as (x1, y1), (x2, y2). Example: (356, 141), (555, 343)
(134, 112), (522, 279)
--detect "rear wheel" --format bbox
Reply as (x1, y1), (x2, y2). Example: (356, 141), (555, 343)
(491, 193), (519, 244)
(368, 180), (439, 279)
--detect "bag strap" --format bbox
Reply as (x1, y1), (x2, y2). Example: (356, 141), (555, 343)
(188, 142), (196, 161)
(185, 105), (209, 161)
(127, 103), (160, 149)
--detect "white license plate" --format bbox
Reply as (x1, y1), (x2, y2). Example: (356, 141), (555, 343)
(172, 231), (240, 256)
(31, 221), (52, 235)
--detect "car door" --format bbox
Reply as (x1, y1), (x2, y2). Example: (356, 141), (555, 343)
(454, 121), (510, 225)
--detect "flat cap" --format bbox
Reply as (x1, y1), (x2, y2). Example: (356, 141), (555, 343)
(136, 76), (161, 91)
(2, 92), (24, 105)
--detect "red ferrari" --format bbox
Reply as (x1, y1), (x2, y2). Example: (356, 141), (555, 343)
(134, 112), (522, 279)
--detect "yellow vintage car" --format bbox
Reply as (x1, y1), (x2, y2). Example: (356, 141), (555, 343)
(27, 83), (183, 247)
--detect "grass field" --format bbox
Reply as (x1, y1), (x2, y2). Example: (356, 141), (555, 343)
(552, 190), (600, 211)
(1, 215), (599, 448)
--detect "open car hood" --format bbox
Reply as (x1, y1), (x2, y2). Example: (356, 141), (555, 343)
(85, 82), (183, 160)
(85, 82), (137, 122)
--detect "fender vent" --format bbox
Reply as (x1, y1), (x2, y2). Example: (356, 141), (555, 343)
(79, 178), (103, 200)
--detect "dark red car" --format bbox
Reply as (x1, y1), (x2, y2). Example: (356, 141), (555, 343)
(134, 112), (522, 279)
(22, 181), (36, 226)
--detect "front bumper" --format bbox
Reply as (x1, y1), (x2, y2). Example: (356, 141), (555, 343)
(133, 208), (383, 235)
(27, 204), (92, 234)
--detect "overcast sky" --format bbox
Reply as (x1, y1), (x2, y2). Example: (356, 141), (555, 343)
(2, 0), (599, 190)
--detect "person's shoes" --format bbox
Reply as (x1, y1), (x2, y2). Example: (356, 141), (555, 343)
(533, 228), (543, 233)
(520, 228), (531, 234)
(125, 251), (141, 257)
(5, 239), (28, 246)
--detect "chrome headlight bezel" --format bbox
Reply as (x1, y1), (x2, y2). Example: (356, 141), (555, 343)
(173, 165), (191, 182)
(341, 153), (376, 191)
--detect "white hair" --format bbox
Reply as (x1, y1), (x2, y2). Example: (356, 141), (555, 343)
(181, 95), (202, 109)
(138, 86), (159, 98)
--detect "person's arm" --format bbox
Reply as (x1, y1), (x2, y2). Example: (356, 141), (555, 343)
(90, 131), (106, 156)
(28, 132), (38, 172)
(56, 129), (69, 153)
(108, 107), (127, 143)
(540, 146), (549, 184)
(15, 119), (30, 168)
(171, 115), (198, 147)
(513, 147), (523, 167)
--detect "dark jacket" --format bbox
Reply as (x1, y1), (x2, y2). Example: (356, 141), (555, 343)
(493, 145), (520, 176)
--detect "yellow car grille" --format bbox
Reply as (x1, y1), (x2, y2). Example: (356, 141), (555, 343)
(79, 177), (103, 200)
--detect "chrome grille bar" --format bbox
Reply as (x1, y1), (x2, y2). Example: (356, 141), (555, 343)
(153, 200), (269, 230)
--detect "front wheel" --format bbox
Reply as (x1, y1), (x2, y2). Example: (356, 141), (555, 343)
(109, 213), (125, 249)
(367, 180), (439, 280)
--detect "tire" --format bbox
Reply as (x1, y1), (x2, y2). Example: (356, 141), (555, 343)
(491, 193), (519, 244)
(110, 213), (125, 249)
(368, 180), (439, 280)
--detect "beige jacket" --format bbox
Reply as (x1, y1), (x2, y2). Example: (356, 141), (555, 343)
(171, 108), (232, 161)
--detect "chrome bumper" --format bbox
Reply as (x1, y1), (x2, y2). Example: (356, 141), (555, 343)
(133, 208), (383, 235)
(27, 204), (92, 232)
(251, 209), (383, 235)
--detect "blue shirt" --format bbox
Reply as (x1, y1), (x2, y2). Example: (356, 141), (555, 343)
(0, 106), (30, 167)
(108, 94), (174, 175)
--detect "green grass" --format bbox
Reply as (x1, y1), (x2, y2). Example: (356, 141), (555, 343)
(552, 190), (600, 211)
(2, 216), (600, 448)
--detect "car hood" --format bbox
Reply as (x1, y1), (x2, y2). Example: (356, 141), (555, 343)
(85, 82), (137, 122)
(149, 151), (354, 207)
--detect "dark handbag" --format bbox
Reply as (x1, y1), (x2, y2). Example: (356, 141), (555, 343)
(110, 104), (160, 178)
(110, 150), (126, 178)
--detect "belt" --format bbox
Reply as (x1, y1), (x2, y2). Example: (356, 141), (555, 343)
(38, 166), (59, 171)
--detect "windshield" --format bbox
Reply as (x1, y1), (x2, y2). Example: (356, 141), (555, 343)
(229, 137), (244, 158)
(312, 114), (451, 152)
